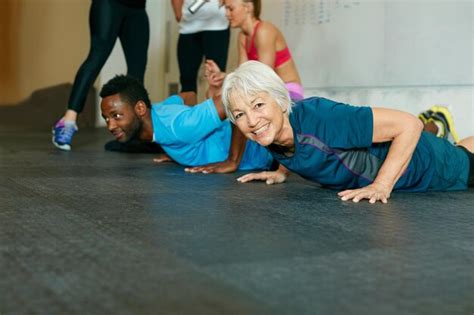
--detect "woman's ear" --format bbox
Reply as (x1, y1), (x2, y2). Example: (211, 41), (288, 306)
(134, 100), (148, 117)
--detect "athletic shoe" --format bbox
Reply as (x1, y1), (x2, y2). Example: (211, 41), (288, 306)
(427, 105), (460, 143)
(418, 109), (434, 124)
(52, 119), (78, 151)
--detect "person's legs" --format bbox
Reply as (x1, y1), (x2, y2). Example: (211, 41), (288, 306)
(418, 105), (460, 143)
(119, 5), (149, 83)
(68, 0), (123, 114)
(422, 121), (438, 135)
(201, 28), (230, 72)
(53, 0), (123, 150)
(102, 4), (152, 153)
(177, 32), (204, 105)
(458, 136), (474, 153)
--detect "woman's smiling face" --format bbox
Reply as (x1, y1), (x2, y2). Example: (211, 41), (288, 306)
(230, 91), (287, 147)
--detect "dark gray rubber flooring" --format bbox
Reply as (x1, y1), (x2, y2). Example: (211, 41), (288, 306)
(1, 127), (474, 315)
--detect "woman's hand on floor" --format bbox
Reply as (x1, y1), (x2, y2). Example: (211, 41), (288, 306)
(338, 182), (392, 204)
(237, 171), (287, 185)
(184, 160), (239, 174)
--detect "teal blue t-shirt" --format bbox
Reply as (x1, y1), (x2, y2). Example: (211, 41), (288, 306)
(270, 97), (469, 192)
(150, 95), (273, 170)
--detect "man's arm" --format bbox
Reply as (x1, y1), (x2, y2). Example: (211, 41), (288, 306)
(185, 69), (247, 174)
(184, 64), (246, 174)
(338, 108), (424, 203)
(211, 93), (226, 120)
(185, 124), (246, 174)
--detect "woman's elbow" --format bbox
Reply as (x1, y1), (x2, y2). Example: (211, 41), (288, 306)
(409, 114), (424, 137)
(415, 115), (424, 132)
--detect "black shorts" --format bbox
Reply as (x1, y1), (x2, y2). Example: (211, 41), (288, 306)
(459, 146), (474, 187)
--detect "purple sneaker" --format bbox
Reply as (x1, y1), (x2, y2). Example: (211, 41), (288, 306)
(52, 119), (78, 151)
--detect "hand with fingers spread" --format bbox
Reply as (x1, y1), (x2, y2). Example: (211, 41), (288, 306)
(153, 153), (173, 164)
(184, 159), (239, 174)
(237, 171), (288, 185)
(338, 182), (392, 204)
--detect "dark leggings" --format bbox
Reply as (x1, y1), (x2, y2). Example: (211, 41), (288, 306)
(68, 0), (149, 113)
(177, 28), (230, 93)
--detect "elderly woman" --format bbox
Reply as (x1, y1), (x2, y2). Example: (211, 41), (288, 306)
(221, 61), (474, 203)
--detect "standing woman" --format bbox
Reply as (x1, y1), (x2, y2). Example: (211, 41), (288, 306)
(221, 0), (303, 101)
(52, 0), (149, 151)
(172, 0), (230, 105)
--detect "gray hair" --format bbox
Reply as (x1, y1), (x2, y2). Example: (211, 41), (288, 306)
(221, 61), (291, 123)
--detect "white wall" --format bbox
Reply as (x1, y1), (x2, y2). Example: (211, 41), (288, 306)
(96, 0), (474, 138)
(264, 0), (474, 138)
(306, 86), (474, 139)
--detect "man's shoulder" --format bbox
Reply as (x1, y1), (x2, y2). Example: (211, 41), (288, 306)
(153, 95), (184, 107)
(151, 96), (187, 114)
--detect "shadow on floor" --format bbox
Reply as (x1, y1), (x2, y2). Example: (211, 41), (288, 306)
(0, 83), (96, 130)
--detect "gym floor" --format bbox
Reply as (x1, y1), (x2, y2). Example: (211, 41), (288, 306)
(1, 127), (473, 315)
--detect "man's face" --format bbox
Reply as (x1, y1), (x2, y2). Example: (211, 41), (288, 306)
(230, 91), (285, 147)
(101, 93), (142, 143)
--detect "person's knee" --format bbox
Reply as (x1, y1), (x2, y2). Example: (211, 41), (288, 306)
(458, 136), (474, 152)
(180, 76), (197, 93)
(178, 61), (199, 90)
(208, 55), (228, 72)
(127, 65), (146, 83)
(88, 38), (114, 61)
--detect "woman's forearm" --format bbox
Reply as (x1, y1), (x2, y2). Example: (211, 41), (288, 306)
(171, 0), (183, 21)
(373, 119), (423, 190)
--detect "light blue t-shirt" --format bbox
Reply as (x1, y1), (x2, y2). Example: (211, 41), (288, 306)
(270, 97), (469, 192)
(150, 95), (273, 170)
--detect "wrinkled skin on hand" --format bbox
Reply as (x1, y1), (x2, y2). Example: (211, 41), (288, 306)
(237, 171), (287, 185)
(338, 182), (392, 204)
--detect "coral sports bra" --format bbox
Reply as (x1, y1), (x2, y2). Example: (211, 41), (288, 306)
(246, 21), (292, 68)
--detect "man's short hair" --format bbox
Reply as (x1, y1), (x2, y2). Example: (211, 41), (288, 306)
(100, 75), (151, 108)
